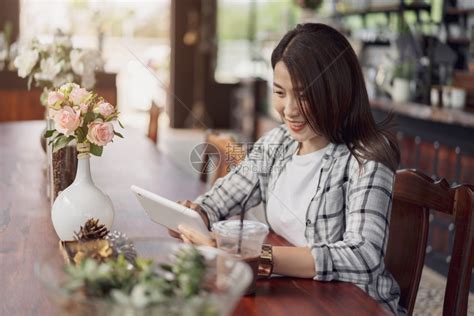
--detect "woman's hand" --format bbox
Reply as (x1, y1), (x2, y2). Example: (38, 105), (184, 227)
(168, 200), (210, 239)
(177, 225), (216, 247)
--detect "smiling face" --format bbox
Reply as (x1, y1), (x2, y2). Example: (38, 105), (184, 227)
(272, 61), (328, 154)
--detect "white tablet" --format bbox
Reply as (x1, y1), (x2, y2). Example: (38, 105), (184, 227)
(131, 185), (210, 237)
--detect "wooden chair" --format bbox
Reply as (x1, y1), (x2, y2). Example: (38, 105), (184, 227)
(148, 102), (163, 144)
(385, 169), (473, 315)
(199, 131), (245, 185)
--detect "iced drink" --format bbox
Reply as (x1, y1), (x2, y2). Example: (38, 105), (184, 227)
(212, 220), (269, 295)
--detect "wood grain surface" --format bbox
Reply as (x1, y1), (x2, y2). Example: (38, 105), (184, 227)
(0, 121), (391, 316)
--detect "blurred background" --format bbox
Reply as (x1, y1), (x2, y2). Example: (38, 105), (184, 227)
(0, 1), (473, 314)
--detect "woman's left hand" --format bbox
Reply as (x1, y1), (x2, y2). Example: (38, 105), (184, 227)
(177, 225), (216, 247)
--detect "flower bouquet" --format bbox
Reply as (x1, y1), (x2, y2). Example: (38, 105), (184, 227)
(45, 83), (123, 156)
(44, 83), (122, 241)
(14, 34), (103, 105)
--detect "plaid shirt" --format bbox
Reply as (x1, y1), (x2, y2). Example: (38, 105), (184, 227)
(195, 125), (403, 315)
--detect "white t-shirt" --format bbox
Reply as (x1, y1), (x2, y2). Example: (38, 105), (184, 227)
(266, 144), (328, 246)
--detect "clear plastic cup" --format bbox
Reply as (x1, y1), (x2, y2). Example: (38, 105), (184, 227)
(212, 220), (269, 295)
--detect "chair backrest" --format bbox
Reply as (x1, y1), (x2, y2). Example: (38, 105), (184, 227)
(385, 169), (473, 315)
(199, 131), (244, 185)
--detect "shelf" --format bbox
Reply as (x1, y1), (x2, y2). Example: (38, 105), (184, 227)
(445, 7), (474, 15)
(447, 37), (471, 45)
(370, 98), (474, 129)
(333, 2), (431, 17)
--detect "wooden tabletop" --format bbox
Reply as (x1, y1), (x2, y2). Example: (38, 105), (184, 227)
(0, 121), (390, 316)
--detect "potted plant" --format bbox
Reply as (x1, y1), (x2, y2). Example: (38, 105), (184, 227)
(391, 61), (415, 103)
(294, 0), (323, 21)
(36, 240), (253, 316)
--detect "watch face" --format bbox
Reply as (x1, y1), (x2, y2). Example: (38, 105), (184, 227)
(261, 245), (272, 257)
(258, 263), (272, 277)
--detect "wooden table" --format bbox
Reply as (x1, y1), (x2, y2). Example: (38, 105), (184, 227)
(0, 121), (390, 316)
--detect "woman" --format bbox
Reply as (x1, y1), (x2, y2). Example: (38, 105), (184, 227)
(175, 23), (403, 315)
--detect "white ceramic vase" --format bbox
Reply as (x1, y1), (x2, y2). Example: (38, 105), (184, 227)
(51, 145), (114, 240)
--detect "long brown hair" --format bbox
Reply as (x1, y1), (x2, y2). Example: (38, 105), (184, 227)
(271, 23), (400, 172)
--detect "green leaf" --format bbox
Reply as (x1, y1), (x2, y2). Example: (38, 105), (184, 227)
(90, 143), (103, 156)
(105, 112), (119, 121)
(84, 93), (95, 104)
(52, 136), (74, 152)
(48, 132), (62, 144)
(159, 263), (173, 272)
(76, 128), (86, 143)
(43, 129), (56, 139)
(113, 131), (124, 138)
(118, 120), (124, 129)
(83, 112), (95, 125)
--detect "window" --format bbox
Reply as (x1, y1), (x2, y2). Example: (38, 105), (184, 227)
(215, 0), (302, 83)
(19, 0), (171, 129)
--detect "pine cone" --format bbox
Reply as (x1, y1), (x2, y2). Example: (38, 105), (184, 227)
(106, 231), (137, 263)
(74, 218), (109, 241)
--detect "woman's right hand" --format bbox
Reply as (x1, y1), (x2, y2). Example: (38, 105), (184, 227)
(168, 200), (210, 239)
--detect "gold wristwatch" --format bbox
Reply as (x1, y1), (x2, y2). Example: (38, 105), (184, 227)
(258, 243), (273, 277)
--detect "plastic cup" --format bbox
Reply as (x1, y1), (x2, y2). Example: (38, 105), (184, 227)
(212, 220), (269, 295)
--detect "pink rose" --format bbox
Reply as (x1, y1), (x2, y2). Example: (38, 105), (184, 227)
(79, 103), (89, 114)
(54, 106), (81, 136)
(69, 87), (90, 106)
(97, 102), (115, 117)
(47, 91), (65, 107)
(87, 120), (114, 146)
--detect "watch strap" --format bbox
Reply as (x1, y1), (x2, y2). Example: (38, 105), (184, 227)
(258, 243), (273, 277)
